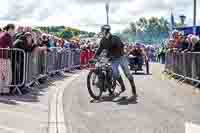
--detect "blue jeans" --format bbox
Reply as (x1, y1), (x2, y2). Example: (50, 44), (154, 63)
(111, 56), (133, 80)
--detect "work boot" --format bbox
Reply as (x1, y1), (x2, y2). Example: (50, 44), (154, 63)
(129, 79), (137, 96)
(117, 76), (126, 96)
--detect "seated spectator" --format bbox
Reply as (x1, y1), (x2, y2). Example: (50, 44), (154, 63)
(135, 46), (143, 57)
(128, 46), (137, 56)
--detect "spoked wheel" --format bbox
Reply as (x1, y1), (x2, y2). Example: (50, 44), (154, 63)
(87, 70), (103, 100)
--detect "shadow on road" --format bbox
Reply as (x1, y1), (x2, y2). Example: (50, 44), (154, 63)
(132, 72), (152, 76)
(113, 96), (138, 105)
(0, 72), (73, 105)
(90, 95), (138, 105)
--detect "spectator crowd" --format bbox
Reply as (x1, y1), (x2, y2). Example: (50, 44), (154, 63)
(2, 24), (197, 95)
(0, 24), (97, 94)
(166, 30), (200, 52)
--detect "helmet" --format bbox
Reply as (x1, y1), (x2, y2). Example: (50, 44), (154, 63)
(101, 25), (111, 33)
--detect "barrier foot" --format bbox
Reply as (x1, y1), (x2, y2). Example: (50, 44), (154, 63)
(177, 77), (184, 83)
(179, 79), (186, 85)
(46, 77), (50, 82)
(26, 86), (35, 92)
(194, 83), (200, 88)
(192, 83), (200, 94)
(34, 81), (40, 88)
(12, 87), (23, 96)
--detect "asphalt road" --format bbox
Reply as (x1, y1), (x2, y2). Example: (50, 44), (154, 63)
(63, 63), (200, 133)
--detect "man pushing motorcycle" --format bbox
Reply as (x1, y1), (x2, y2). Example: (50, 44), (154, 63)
(94, 25), (138, 99)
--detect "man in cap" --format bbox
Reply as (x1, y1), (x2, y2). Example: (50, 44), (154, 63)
(94, 25), (137, 99)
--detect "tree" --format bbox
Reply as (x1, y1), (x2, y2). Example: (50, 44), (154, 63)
(136, 17), (148, 31)
(114, 17), (170, 44)
(60, 30), (73, 39)
(88, 32), (96, 37)
(130, 22), (137, 36)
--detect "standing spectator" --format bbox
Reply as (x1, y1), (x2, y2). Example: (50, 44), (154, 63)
(14, 32), (36, 52)
(179, 36), (189, 52)
(167, 39), (175, 51)
(11, 32), (37, 93)
(158, 46), (166, 64)
(41, 34), (49, 47)
(174, 32), (182, 50)
(64, 41), (70, 49)
(60, 39), (65, 48)
(0, 24), (15, 94)
(17, 26), (24, 33)
(80, 44), (88, 68)
(24, 26), (32, 33)
(182, 34), (193, 52)
(48, 36), (56, 48)
(191, 35), (200, 52)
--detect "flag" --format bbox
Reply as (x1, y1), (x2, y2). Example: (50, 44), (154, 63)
(171, 11), (175, 30)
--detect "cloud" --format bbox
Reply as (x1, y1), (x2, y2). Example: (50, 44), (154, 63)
(0, 0), (40, 20)
(0, 0), (199, 32)
(74, 0), (132, 4)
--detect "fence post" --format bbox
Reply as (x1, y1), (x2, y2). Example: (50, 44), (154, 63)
(191, 53), (197, 84)
(183, 53), (187, 79)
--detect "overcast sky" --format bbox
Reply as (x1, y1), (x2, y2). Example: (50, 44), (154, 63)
(0, 0), (199, 32)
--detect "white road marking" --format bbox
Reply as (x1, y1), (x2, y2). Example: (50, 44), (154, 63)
(185, 122), (200, 133)
(49, 73), (80, 133)
(83, 112), (95, 117)
(0, 125), (25, 133)
(48, 88), (57, 133)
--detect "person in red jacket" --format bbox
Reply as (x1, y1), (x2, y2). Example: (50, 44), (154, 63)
(81, 44), (88, 68)
(0, 24), (15, 94)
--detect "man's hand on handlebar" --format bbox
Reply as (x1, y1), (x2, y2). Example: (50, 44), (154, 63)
(89, 58), (98, 64)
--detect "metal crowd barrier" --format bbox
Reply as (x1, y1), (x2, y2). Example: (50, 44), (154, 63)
(165, 51), (200, 87)
(0, 48), (81, 95)
(71, 49), (81, 69)
(0, 48), (25, 94)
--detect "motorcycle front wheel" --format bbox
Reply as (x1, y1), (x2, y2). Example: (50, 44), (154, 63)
(87, 70), (103, 100)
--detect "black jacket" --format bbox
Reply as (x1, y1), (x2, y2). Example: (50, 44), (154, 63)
(192, 41), (200, 52)
(14, 35), (36, 52)
(95, 35), (124, 58)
